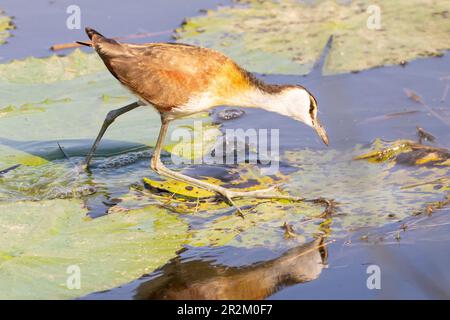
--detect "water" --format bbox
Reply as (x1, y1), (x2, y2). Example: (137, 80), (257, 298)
(1, 0), (450, 299)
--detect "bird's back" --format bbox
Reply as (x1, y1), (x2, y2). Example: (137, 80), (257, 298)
(86, 28), (253, 113)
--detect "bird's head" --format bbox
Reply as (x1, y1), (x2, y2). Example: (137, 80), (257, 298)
(269, 86), (329, 145)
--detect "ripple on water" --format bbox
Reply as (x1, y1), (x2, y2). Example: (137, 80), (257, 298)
(0, 159), (95, 201)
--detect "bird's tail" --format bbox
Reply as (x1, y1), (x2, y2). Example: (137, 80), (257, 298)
(85, 27), (104, 41)
(78, 27), (124, 58)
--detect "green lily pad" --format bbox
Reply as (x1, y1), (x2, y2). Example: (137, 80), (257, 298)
(175, 0), (450, 75)
(0, 50), (220, 168)
(354, 139), (450, 166)
(118, 165), (327, 249)
(285, 140), (450, 232)
(188, 201), (326, 248)
(0, 9), (13, 45)
(143, 176), (218, 199)
(0, 160), (93, 201)
(0, 49), (105, 83)
(110, 139), (449, 249)
(0, 199), (188, 299)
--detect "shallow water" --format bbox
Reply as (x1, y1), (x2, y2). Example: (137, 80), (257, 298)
(1, 0), (450, 299)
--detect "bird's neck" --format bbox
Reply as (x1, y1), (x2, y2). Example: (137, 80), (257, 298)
(223, 85), (293, 118)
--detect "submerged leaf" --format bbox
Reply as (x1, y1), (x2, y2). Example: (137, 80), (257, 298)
(0, 145), (48, 167)
(354, 139), (450, 166)
(0, 200), (188, 299)
(176, 0), (450, 75)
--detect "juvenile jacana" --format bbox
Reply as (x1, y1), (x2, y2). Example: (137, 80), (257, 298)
(79, 27), (328, 214)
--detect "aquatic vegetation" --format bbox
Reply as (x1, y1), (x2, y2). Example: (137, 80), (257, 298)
(96, 139), (449, 251)
(0, 49), (105, 83)
(143, 176), (218, 199)
(0, 160), (93, 201)
(0, 199), (188, 299)
(1, 1), (449, 299)
(354, 139), (450, 166)
(285, 140), (450, 231)
(176, 0), (450, 75)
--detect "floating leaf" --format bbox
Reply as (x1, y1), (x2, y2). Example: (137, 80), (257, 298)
(0, 49), (105, 83)
(143, 176), (217, 199)
(164, 122), (222, 161)
(188, 201), (324, 248)
(0, 144), (48, 168)
(353, 139), (414, 162)
(285, 141), (450, 232)
(0, 200), (188, 299)
(138, 165), (326, 249)
(138, 164), (289, 213)
(176, 0), (450, 75)
(354, 139), (450, 166)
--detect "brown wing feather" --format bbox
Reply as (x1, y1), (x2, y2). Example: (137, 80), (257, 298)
(94, 41), (229, 111)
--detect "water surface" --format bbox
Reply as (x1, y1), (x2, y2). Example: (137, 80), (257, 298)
(1, 0), (449, 300)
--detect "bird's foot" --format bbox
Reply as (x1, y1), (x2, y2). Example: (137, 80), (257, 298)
(152, 163), (305, 217)
(216, 185), (305, 218)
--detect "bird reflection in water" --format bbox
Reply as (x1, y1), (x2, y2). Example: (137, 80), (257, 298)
(135, 238), (328, 300)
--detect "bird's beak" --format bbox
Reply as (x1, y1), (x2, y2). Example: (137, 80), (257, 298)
(314, 119), (329, 146)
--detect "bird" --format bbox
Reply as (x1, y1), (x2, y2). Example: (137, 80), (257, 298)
(78, 27), (329, 214)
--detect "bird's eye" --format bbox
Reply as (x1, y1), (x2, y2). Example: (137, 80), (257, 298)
(309, 95), (317, 120)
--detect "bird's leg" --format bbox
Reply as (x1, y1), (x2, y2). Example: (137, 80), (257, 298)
(151, 118), (249, 214)
(84, 101), (143, 169)
(151, 117), (305, 216)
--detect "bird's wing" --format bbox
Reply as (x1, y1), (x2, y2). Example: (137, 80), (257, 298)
(96, 42), (230, 110)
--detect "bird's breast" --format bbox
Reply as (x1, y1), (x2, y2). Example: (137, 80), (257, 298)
(169, 91), (218, 119)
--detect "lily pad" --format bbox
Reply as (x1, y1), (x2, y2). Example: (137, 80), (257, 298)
(0, 199), (188, 299)
(138, 164), (289, 213)
(0, 49), (105, 83)
(175, 0), (450, 75)
(118, 165), (327, 249)
(285, 140), (450, 232)
(188, 201), (326, 248)
(0, 9), (13, 45)
(99, 139), (449, 250)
